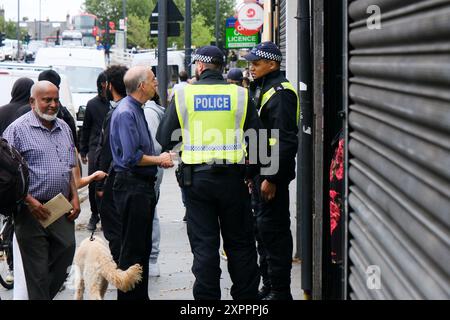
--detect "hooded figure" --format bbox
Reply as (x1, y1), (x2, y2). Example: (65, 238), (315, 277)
(0, 77), (34, 135)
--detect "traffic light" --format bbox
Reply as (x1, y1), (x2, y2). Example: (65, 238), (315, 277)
(24, 34), (31, 45)
(103, 21), (111, 53)
(55, 30), (60, 45)
(0, 33), (5, 47)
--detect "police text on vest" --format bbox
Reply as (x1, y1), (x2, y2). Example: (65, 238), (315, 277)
(194, 95), (231, 111)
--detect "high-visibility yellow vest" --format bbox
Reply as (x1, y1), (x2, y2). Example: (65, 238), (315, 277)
(260, 81), (300, 146)
(174, 84), (248, 164)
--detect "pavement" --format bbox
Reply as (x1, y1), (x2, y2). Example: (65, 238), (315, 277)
(0, 166), (302, 300)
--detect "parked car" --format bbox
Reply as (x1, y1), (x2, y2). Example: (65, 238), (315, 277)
(24, 40), (46, 63)
(1, 39), (24, 61)
(0, 62), (75, 119)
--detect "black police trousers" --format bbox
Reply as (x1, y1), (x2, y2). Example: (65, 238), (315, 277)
(184, 169), (260, 300)
(253, 175), (293, 292)
(113, 172), (156, 300)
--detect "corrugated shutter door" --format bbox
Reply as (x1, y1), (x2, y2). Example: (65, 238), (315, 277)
(347, 0), (450, 299)
(279, 0), (287, 71)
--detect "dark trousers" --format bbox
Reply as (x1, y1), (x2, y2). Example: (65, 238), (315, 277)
(88, 149), (99, 219)
(14, 204), (75, 300)
(254, 176), (293, 292)
(113, 172), (156, 300)
(97, 171), (121, 264)
(184, 170), (259, 300)
(1, 216), (14, 270)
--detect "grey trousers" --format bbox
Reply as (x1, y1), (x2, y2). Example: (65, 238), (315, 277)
(14, 204), (76, 300)
(150, 168), (163, 263)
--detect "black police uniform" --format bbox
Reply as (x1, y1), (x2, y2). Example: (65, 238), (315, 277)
(157, 64), (263, 300)
(246, 43), (299, 300)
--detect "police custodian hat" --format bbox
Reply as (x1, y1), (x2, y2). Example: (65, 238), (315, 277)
(227, 68), (243, 81)
(244, 41), (283, 62)
(191, 45), (225, 65)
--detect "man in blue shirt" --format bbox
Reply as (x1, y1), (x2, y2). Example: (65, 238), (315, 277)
(109, 66), (173, 300)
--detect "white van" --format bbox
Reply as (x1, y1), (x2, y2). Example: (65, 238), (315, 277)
(132, 50), (191, 88)
(34, 47), (106, 127)
(0, 62), (75, 119)
(1, 39), (24, 61)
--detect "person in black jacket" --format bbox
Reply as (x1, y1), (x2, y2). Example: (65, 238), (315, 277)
(244, 41), (299, 300)
(80, 72), (110, 231)
(0, 77), (34, 135)
(94, 65), (128, 263)
(15, 70), (79, 150)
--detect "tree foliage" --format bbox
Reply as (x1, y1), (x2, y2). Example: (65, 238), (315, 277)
(82, 0), (236, 49)
(126, 14), (151, 48)
(0, 17), (28, 40)
(192, 0), (235, 39)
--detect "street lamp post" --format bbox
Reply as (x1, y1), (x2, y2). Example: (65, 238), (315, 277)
(185, 0), (192, 77)
(17, 0), (20, 60)
(157, 0), (168, 108)
(39, 0), (42, 40)
(215, 0), (220, 47)
(122, 0), (127, 51)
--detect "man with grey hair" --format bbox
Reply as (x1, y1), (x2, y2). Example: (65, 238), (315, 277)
(109, 66), (174, 300)
(3, 80), (80, 300)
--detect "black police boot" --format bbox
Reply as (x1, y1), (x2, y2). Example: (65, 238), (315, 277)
(257, 285), (271, 300)
(262, 290), (293, 300)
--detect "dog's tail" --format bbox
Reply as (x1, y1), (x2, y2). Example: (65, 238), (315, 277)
(99, 259), (143, 292)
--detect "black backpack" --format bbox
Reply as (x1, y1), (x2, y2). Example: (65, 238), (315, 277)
(0, 137), (29, 212)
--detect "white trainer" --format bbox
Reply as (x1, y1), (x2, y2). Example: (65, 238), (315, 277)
(5, 270), (14, 284)
(149, 262), (160, 277)
(220, 249), (228, 261)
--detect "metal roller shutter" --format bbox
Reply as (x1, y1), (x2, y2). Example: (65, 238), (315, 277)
(347, 0), (450, 299)
(279, 0), (287, 71)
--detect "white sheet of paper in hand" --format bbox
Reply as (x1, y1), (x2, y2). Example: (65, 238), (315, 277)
(40, 193), (73, 228)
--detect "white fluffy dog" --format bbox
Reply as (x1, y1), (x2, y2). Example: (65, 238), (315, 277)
(73, 236), (143, 300)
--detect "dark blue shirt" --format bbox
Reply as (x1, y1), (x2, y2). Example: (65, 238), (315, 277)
(110, 96), (157, 177)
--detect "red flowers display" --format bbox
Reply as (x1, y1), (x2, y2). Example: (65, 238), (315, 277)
(329, 137), (344, 263)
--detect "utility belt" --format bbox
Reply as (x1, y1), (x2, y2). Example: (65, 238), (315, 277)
(175, 163), (244, 188)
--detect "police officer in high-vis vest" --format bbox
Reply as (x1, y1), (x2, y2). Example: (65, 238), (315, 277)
(156, 45), (262, 300)
(244, 41), (300, 300)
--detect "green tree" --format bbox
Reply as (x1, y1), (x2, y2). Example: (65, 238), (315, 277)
(83, 0), (122, 25)
(126, 14), (151, 48)
(0, 16), (27, 40)
(84, 0), (155, 24)
(126, 0), (155, 20)
(191, 15), (215, 48)
(192, 0), (235, 42)
(82, 0), (235, 49)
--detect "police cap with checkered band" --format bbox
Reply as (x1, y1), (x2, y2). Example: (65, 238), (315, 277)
(244, 41), (283, 63)
(191, 45), (225, 66)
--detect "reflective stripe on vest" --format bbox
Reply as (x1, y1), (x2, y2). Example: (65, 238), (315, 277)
(175, 84), (248, 164)
(260, 82), (300, 124)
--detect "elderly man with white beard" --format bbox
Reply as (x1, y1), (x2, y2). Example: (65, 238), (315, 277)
(3, 80), (80, 300)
